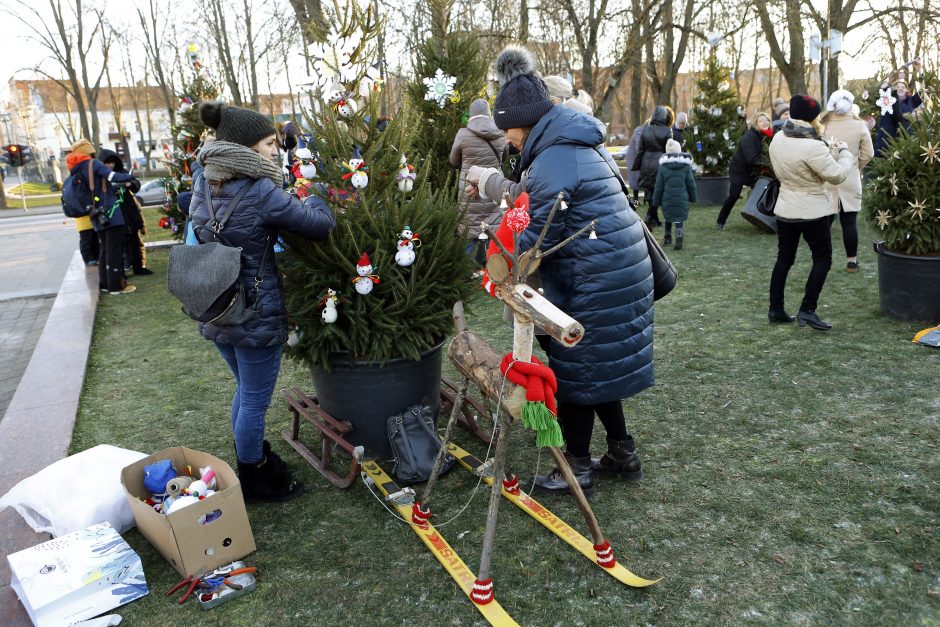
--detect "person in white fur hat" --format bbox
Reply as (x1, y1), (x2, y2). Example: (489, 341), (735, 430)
(651, 138), (697, 250)
(822, 89), (874, 273)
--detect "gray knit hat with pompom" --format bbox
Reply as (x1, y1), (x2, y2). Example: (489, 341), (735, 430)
(492, 46), (554, 130)
(199, 101), (276, 147)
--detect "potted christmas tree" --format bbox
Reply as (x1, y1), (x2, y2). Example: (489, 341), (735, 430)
(690, 52), (743, 205)
(405, 0), (487, 189)
(863, 72), (940, 322)
(161, 44), (221, 240)
(280, 4), (474, 458)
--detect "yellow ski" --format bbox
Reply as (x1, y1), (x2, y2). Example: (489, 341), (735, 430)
(446, 443), (661, 588)
(359, 460), (520, 627)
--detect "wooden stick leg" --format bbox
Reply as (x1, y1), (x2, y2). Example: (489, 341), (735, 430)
(547, 446), (605, 546)
(419, 378), (468, 506)
(477, 410), (513, 582)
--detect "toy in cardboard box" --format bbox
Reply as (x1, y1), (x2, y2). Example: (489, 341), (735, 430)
(7, 522), (147, 627)
(120, 447), (255, 577)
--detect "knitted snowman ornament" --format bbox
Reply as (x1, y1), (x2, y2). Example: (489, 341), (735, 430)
(353, 252), (380, 295)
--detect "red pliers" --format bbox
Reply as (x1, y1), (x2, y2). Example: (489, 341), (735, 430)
(166, 570), (206, 605)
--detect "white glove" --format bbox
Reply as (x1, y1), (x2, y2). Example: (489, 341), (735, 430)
(467, 165), (485, 186)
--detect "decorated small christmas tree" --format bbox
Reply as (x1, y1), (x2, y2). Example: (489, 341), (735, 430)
(160, 44), (220, 239)
(280, 3), (475, 370)
(690, 52), (743, 177)
(405, 0), (488, 190)
(863, 73), (940, 256)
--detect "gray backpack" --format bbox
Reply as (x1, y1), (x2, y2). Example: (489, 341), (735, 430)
(167, 180), (270, 326)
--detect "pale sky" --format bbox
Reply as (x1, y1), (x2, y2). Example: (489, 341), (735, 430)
(0, 1), (895, 106)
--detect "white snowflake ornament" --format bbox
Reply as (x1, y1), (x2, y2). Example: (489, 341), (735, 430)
(423, 68), (457, 108)
(878, 88), (897, 116)
(307, 32), (362, 88)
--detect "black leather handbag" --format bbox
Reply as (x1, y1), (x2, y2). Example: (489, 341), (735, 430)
(387, 403), (456, 484)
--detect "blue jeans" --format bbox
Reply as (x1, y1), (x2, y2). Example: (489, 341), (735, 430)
(214, 342), (283, 463)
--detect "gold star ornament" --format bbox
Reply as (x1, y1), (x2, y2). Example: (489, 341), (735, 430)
(887, 174), (899, 195)
(876, 209), (891, 229)
(921, 141), (940, 164)
(908, 198), (928, 220)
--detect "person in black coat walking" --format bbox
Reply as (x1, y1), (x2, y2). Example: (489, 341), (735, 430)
(190, 102), (336, 502)
(715, 113), (773, 229)
(631, 105), (674, 228)
(99, 149), (152, 276)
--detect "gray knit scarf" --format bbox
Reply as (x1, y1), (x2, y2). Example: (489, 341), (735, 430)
(198, 140), (282, 185)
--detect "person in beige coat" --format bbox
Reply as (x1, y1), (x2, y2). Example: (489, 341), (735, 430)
(823, 89), (874, 272)
(449, 98), (506, 265)
(768, 95), (854, 331)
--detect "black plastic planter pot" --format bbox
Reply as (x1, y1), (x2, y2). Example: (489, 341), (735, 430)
(873, 242), (940, 322)
(695, 176), (730, 206)
(309, 341), (444, 460)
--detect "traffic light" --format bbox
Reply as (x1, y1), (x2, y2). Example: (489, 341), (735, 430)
(3, 144), (31, 167)
(5, 144), (22, 167)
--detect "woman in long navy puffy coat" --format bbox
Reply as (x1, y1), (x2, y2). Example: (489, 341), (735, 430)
(490, 46), (654, 495)
(189, 102), (335, 502)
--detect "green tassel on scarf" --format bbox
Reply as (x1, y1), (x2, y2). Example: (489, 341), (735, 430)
(521, 401), (563, 448)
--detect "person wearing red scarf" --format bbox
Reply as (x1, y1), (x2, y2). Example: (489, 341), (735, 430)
(715, 112), (775, 230)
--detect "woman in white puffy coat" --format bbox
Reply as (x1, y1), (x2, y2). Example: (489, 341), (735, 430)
(822, 90), (874, 273)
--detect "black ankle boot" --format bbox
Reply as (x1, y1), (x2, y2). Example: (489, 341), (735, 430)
(532, 452), (594, 495)
(238, 441), (305, 502)
(797, 310), (832, 331)
(644, 211), (662, 229)
(591, 437), (643, 480)
(768, 308), (795, 323)
(663, 232), (672, 246)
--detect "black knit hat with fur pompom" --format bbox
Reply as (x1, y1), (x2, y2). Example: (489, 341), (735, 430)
(199, 101), (276, 147)
(492, 46), (554, 130)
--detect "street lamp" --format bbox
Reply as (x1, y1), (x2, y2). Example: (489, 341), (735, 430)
(810, 29), (842, 103)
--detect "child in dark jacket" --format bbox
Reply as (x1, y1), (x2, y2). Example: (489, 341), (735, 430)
(652, 139), (697, 250)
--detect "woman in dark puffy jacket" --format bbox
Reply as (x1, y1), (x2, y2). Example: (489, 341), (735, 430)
(631, 105), (674, 228)
(189, 102), (335, 502)
(490, 46), (654, 496)
(715, 112), (773, 230)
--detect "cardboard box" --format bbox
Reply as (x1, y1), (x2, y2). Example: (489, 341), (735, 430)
(120, 447), (255, 577)
(7, 522), (148, 627)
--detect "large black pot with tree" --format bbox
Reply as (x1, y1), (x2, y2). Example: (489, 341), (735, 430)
(690, 52), (743, 206)
(281, 4), (479, 459)
(863, 75), (940, 322)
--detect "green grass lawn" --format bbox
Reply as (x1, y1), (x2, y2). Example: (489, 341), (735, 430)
(71, 204), (939, 625)
(5, 181), (58, 195)
(141, 206), (181, 244)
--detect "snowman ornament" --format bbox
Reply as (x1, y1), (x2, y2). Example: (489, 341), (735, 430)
(294, 147), (318, 180)
(397, 154), (416, 192)
(320, 288), (339, 324)
(395, 226), (422, 267)
(343, 149), (369, 189)
(331, 90), (358, 117)
(353, 252), (380, 295)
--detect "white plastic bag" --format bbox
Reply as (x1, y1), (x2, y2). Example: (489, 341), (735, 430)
(0, 444), (147, 537)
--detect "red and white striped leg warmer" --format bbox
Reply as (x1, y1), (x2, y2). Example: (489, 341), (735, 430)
(471, 578), (494, 604)
(502, 474), (521, 495)
(411, 502), (431, 528)
(594, 540), (617, 568)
